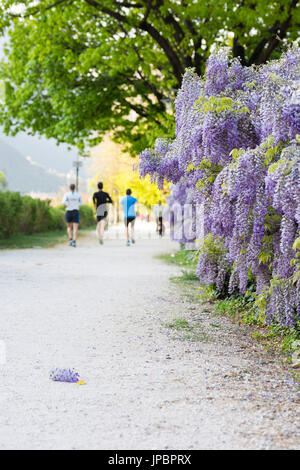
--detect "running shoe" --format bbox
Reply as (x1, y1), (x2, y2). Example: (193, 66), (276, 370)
(72, 240), (76, 247)
(126, 240), (131, 246)
(69, 239), (73, 246)
(131, 239), (135, 244)
(99, 238), (103, 245)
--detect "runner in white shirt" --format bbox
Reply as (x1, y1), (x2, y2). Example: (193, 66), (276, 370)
(62, 183), (82, 247)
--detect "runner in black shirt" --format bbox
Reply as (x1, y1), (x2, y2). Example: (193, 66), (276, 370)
(93, 182), (113, 245)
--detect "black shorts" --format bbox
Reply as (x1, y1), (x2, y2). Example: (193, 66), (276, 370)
(97, 211), (108, 222)
(65, 210), (80, 224)
(124, 217), (136, 227)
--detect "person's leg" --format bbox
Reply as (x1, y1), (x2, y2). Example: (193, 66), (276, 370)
(67, 223), (72, 242)
(99, 219), (106, 237)
(71, 211), (80, 246)
(158, 216), (163, 237)
(96, 221), (101, 239)
(97, 219), (105, 245)
(97, 213), (107, 244)
(130, 219), (135, 243)
(125, 218), (130, 245)
(73, 223), (79, 242)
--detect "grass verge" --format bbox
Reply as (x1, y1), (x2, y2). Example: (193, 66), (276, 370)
(163, 316), (210, 342)
(156, 249), (198, 268)
(0, 230), (66, 249)
(0, 228), (93, 249)
(208, 288), (300, 361)
(159, 248), (300, 370)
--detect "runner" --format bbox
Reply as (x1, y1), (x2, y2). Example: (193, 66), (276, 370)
(92, 182), (113, 245)
(154, 200), (164, 237)
(120, 189), (138, 246)
(62, 183), (82, 247)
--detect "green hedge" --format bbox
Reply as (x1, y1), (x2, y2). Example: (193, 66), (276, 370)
(0, 191), (95, 239)
(78, 204), (95, 228)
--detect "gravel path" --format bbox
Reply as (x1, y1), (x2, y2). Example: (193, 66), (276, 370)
(0, 228), (299, 450)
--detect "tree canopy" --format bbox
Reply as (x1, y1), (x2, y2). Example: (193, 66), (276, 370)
(0, 0), (298, 154)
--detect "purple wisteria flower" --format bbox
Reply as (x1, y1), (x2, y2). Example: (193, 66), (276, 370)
(50, 368), (80, 383)
(139, 45), (300, 327)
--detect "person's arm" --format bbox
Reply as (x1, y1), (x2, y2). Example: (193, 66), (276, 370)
(62, 194), (68, 208)
(92, 193), (97, 207)
(106, 193), (113, 204)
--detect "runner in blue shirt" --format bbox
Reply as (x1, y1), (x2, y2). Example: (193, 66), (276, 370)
(120, 189), (138, 246)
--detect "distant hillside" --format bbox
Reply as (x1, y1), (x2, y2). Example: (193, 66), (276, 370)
(0, 130), (80, 174)
(0, 139), (67, 194)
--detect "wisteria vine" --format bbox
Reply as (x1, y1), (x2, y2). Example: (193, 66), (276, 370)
(140, 45), (300, 327)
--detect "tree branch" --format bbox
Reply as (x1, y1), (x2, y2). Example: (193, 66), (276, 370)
(248, 37), (268, 65)
(184, 18), (203, 74)
(122, 98), (161, 125)
(135, 70), (165, 110)
(84, 0), (184, 85)
(249, 0), (299, 65)
(141, 0), (152, 23)
(115, 24), (167, 109)
(155, 0), (185, 46)
(138, 19), (184, 83)
(114, 1), (143, 7)
(233, 36), (246, 65)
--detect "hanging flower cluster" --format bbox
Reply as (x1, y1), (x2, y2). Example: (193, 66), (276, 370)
(139, 45), (300, 327)
(50, 368), (80, 383)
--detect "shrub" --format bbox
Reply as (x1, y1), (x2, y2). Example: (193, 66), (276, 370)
(0, 191), (95, 238)
(48, 206), (65, 231)
(0, 191), (23, 238)
(79, 204), (95, 228)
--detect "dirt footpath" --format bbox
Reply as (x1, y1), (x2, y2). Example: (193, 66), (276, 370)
(0, 229), (299, 449)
